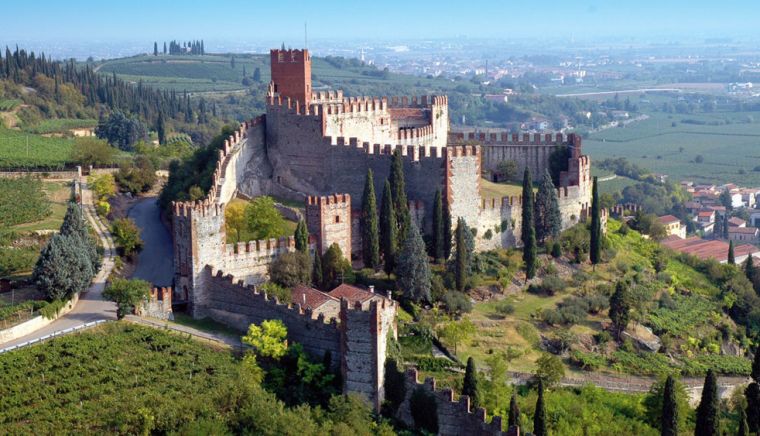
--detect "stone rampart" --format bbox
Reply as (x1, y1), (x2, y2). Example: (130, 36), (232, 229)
(136, 287), (173, 320)
(396, 368), (505, 436)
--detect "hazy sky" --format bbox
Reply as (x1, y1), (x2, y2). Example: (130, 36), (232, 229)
(1, 0), (758, 43)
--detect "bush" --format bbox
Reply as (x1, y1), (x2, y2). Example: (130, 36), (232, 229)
(102, 278), (150, 319)
(410, 386), (439, 433)
(259, 282), (291, 304)
(440, 290), (472, 314)
(551, 241), (562, 258)
(111, 218), (143, 258)
(72, 137), (116, 167)
(570, 350), (607, 371)
(494, 299), (515, 316)
(115, 156), (156, 194)
(268, 251), (311, 288)
(528, 275), (567, 296)
(534, 353), (565, 387)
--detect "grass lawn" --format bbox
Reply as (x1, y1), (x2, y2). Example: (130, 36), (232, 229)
(171, 313), (243, 337)
(481, 179), (528, 201)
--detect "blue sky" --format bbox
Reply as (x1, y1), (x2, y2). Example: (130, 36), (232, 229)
(1, 0), (758, 43)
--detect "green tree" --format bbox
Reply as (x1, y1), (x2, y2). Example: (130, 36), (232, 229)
(361, 169), (380, 269)
(728, 240), (735, 265)
(462, 357), (480, 409)
(609, 280), (631, 340)
(253, 67), (261, 82)
(432, 189), (444, 262)
(660, 375), (678, 436)
(443, 202), (452, 259)
(396, 220), (431, 302)
(390, 150), (410, 241)
(225, 201), (246, 243)
(269, 251), (311, 288)
(71, 137), (116, 167)
(534, 169), (561, 244)
(752, 349), (760, 383)
(534, 353), (565, 388)
(112, 218), (143, 258)
(738, 407), (749, 436)
(746, 382), (760, 434)
(156, 111), (166, 145)
(533, 379), (548, 436)
(454, 217), (472, 292)
(695, 369), (720, 436)
(33, 234), (93, 301)
(60, 202), (98, 269)
(243, 319), (288, 359)
(590, 176), (602, 267)
(95, 110), (147, 151)
(244, 196), (287, 240)
(312, 252), (323, 290)
(644, 376), (689, 436)
(745, 255), (760, 293)
(437, 318), (475, 354)
(380, 180), (397, 276)
(719, 189), (733, 211)
(322, 243), (350, 290)
(521, 168), (537, 280)
(103, 278), (150, 319)
(508, 390), (521, 432)
(294, 220), (309, 254)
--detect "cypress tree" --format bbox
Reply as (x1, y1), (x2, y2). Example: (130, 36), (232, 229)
(156, 111), (166, 145)
(521, 168), (537, 280)
(390, 150), (410, 241)
(361, 169), (380, 269)
(695, 369), (720, 436)
(745, 255), (760, 293)
(534, 169), (562, 244)
(533, 379), (547, 436)
(745, 382), (760, 434)
(380, 180), (397, 276)
(508, 390), (521, 431)
(462, 357), (480, 409)
(723, 214), (729, 239)
(443, 201), (452, 259)
(661, 375), (678, 436)
(432, 189), (444, 262)
(728, 240), (735, 265)
(153, 42), (158, 56)
(312, 252), (323, 290)
(738, 406), (749, 436)
(33, 234), (92, 301)
(396, 220), (431, 302)
(294, 220), (308, 253)
(590, 176), (602, 267)
(60, 202), (98, 270)
(609, 280), (631, 340)
(455, 217), (470, 292)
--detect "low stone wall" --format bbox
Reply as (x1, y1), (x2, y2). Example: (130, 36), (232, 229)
(0, 293), (79, 344)
(0, 168), (118, 179)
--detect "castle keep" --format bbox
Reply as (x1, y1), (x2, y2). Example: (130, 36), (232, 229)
(170, 48), (592, 424)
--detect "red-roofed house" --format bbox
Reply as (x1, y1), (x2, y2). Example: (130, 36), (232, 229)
(661, 236), (760, 264)
(329, 284), (388, 309)
(728, 217), (746, 228)
(658, 215), (686, 239)
(292, 284), (341, 319)
(697, 210), (716, 224)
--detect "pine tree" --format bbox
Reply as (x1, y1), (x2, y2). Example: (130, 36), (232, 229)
(534, 169), (562, 244)
(294, 220), (309, 253)
(455, 217), (471, 292)
(738, 406), (749, 436)
(609, 280), (631, 340)
(521, 168), (537, 280)
(533, 379), (547, 436)
(508, 390), (521, 431)
(390, 150), (410, 241)
(312, 252), (323, 290)
(695, 369), (720, 436)
(60, 202), (98, 270)
(396, 220), (431, 302)
(728, 240), (735, 265)
(462, 357), (480, 409)
(590, 176), (602, 266)
(33, 234), (93, 301)
(361, 169), (380, 269)
(432, 189), (444, 262)
(380, 180), (397, 276)
(746, 382), (760, 434)
(661, 375), (678, 436)
(156, 111), (166, 145)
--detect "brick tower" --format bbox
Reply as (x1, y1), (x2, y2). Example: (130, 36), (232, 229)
(269, 48), (312, 106)
(306, 194), (352, 261)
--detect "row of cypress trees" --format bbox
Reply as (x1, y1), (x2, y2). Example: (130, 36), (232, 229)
(33, 202), (99, 301)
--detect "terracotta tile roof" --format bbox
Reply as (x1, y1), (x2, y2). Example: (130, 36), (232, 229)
(661, 236), (758, 262)
(328, 284), (377, 304)
(658, 215), (680, 225)
(292, 285), (338, 310)
(698, 211), (715, 217)
(728, 217), (746, 227)
(684, 201), (702, 209)
(729, 227), (758, 235)
(708, 206), (726, 212)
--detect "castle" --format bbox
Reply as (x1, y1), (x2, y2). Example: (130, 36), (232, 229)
(169, 48), (593, 432)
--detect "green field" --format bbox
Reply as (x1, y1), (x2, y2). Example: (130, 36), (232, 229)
(585, 111), (760, 185)
(24, 118), (97, 134)
(0, 127), (74, 169)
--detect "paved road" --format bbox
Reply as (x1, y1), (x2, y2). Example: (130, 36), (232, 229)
(128, 197), (173, 287)
(0, 182), (117, 348)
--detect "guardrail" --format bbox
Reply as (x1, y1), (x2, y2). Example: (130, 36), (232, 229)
(0, 319), (108, 354)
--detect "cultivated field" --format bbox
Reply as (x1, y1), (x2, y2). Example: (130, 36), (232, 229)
(0, 127), (74, 169)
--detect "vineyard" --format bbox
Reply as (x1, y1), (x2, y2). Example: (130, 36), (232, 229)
(0, 177), (50, 227)
(24, 118), (97, 135)
(0, 127), (74, 169)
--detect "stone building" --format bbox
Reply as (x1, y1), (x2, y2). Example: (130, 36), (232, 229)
(169, 47), (594, 416)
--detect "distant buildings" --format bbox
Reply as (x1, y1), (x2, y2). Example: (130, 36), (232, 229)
(661, 236), (760, 264)
(658, 215), (686, 239)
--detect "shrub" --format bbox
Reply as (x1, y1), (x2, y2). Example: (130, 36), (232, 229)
(115, 156), (156, 194)
(111, 218), (143, 258)
(494, 299), (515, 316)
(534, 353), (565, 387)
(259, 282), (291, 304)
(531, 275), (567, 296)
(570, 350), (607, 371)
(103, 278), (150, 319)
(551, 241), (562, 258)
(268, 251), (311, 288)
(410, 386), (438, 433)
(440, 290), (472, 314)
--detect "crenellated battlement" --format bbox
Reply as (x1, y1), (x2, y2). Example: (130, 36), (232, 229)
(225, 235), (297, 257)
(398, 368), (505, 435)
(450, 129), (581, 149)
(307, 193), (350, 206)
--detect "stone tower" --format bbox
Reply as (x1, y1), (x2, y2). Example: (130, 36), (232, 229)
(269, 48), (312, 106)
(306, 194), (352, 260)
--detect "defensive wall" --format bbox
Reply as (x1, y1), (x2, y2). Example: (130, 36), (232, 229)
(198, 266), (397, 410)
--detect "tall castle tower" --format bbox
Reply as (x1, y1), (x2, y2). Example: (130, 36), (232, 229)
(269, 48), (312, 106)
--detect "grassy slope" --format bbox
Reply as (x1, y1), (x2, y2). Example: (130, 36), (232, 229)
(0, 126), (74, 168)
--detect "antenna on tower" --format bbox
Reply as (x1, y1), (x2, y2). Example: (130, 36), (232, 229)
(304, 22), (308, 49)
